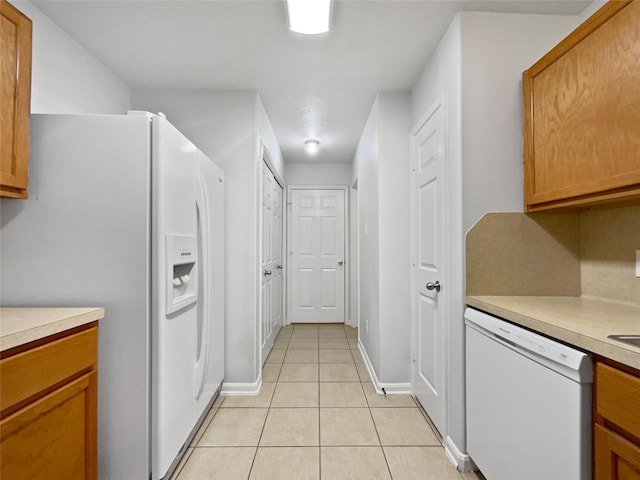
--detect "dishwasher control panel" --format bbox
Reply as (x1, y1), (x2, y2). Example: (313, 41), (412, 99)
(464, 307), (592, 382)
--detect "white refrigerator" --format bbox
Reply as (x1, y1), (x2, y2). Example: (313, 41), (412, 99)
(0, 112), (225, 480)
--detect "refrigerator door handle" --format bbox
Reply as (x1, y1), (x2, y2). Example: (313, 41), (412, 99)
(194, 172), (211, 400)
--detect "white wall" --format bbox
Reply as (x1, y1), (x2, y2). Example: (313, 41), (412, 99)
(460, 12), (579, 232)
(409, 12), (578, 467)
(132, 90), (284, 387)
(286, 163), (352, 186)
(352, 93), (411, 387)
(10, 0), (130, 114)
(377, 93), (411, 383)
(579, 0), (607, 21)
(352, 99), (380, 374)
(349, 181), (358, 328)
(256, 96), (285, 182)
(411, 16), (462, 129)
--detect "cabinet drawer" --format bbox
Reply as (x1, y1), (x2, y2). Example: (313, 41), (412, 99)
(0, 327), (97, 413)
(597, 363), (640, 439)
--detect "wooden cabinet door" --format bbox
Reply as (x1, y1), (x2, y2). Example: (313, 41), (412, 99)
(523, 0), (640, 211)
(0, 0), (31, 199)
(0, 325), (99, 480)
(0, 370), (98, 480)
(595, 424), (640, 480)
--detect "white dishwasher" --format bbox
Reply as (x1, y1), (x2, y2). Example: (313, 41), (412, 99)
(465, 307), (592, 480)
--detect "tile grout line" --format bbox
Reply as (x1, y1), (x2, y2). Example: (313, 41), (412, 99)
(246, 336), (282, 480)
(414, 395), (445, 446)
(170, 445), (193, 480)
(191, 324), (366, 479)
(173, 394), (226, 479)
(318, 327), (322, 479)
(361, 372), (395, 479)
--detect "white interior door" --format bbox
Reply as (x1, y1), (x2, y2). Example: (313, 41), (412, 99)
(289, 188), (345, 324)
(410, 97), (447, 435)
(261, 162), (283, 364)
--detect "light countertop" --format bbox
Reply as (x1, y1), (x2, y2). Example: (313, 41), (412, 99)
(466, 295), (640, 370)
(1, 307), (105, 352)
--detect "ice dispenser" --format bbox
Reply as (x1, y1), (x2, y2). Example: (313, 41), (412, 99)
(166, 234), (198, 315)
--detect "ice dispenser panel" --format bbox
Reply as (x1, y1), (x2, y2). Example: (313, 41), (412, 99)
(166, 234), (198, 315)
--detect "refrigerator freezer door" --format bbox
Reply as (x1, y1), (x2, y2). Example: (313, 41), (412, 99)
(194, 172), (211, 401)
(197, 151), (225, 415)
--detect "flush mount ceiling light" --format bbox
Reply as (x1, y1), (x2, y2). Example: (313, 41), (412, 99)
(305, 139), (320, 155)
(286, 0), (332, 35)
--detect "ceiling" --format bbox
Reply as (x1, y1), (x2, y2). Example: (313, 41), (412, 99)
(32, 0), (590, 164)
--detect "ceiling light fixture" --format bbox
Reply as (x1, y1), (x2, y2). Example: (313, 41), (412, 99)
(305, 139), (320, 155)
(286, 0), (332, 35)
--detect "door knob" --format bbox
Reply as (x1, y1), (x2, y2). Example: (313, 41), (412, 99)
(426, 281), (441, 292)
(276, 265), (283, 269)
(338, 261), (344, 266)
(264, 269), (272, 276)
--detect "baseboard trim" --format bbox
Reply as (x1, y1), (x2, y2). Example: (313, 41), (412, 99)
(221, 375), (262, 396)
(444, 435), (477, 472)
(358, 341), (411, 395)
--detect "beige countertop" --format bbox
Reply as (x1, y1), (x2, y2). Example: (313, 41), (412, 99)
(0, 307), (105, 352)
(466, 295), (640, 370)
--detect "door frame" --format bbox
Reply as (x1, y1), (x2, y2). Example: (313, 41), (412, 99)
(258, 143), (285, 366)
(285, 185), (349, 325)
(350, 178), (359, 330)
(409, 93), (449, 437)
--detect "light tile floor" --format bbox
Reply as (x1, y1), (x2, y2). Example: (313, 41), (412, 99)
(171, 324), (485, 480)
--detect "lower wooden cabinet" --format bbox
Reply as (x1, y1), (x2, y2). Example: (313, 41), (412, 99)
(595, 424), (640, 480)
(595, 360), (640, 480)
(0, 324), (98, 480)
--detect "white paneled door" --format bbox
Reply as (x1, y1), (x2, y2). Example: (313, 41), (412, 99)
(410, 97), (447, 435)
(261, 162), (283, 364)
(289, 188), (346, 324)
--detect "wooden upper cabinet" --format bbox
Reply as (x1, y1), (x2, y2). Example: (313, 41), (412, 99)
(1, 0), (32, 199)
(523, 0), (640, 212)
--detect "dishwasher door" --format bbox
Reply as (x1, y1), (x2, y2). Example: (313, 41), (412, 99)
(465, 308), (592, 480)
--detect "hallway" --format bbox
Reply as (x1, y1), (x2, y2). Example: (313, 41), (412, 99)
(171, 324), (481, 479)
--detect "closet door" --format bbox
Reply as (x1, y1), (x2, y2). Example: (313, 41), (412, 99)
(261, 161), (283, 363)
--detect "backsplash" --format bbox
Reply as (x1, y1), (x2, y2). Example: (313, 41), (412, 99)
(465, 212), (581, 296)
(466, 205), (640, 305)
(580, 205), (640, 305)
